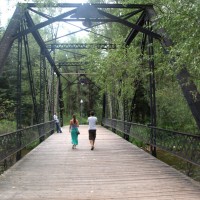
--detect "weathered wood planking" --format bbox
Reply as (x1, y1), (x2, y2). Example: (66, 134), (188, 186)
(0, 125), (199, 200)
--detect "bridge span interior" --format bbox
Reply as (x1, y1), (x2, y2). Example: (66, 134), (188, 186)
(0, 3), (199, 180)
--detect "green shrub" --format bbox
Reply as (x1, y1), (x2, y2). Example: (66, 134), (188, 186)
(0, 120), (16, 135)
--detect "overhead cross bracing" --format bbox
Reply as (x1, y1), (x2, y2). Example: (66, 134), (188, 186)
(0, 2), (162, 75)
(57, 62), (88, 66)
(12, 3), (161, 40)
(47, 43), (117, 50)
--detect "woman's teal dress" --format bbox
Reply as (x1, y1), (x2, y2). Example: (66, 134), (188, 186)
(71, 125), (78, 145)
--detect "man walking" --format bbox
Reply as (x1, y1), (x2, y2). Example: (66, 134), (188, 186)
(87, 111), (97, 150)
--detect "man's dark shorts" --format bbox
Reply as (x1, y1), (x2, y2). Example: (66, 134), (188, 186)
(89, 130), (96, 140)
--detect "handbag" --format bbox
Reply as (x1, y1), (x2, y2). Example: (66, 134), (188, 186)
(77, 130), (80, 135)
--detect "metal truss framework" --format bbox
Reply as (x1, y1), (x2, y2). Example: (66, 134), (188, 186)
(47, 43), (117, 50)
(0, 3), (199, 163)
(102, 118), (200, 167)
(0, 121), (55, 169)
(57, 62), (88, 66)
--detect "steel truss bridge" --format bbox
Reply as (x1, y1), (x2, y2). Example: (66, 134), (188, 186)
(0, 3), (199, 174)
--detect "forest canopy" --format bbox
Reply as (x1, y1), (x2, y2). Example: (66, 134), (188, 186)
(0, 0), (200, 135)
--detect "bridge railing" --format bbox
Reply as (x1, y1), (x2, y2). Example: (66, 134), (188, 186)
(0, 121), (55, 164)
(102, 118), (200, 167)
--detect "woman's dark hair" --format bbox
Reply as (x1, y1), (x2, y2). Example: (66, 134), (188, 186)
(73, 114), (76, 124)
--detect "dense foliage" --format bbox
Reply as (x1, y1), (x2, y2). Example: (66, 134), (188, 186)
(84, 0), (200, 133)
(0, 0), (200, 134)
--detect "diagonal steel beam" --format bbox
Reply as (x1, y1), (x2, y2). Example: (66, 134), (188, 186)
(25, 12), (60, 76)
(98, 9), (161, 40)
(0, 4), (25, 74)
(14, 8), (77, 39)
(28, 7), (111, 41)
(125, 11), (146, 45)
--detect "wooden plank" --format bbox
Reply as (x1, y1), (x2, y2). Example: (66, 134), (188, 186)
(0, 125), (199, 200)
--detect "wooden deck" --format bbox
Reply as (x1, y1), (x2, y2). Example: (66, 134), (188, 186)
(0, 125), (200, 200)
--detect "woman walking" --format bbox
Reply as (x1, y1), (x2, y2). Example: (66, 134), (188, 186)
(69, 114), (79, 149)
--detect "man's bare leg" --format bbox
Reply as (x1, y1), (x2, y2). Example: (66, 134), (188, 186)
(90, 140), (95, 150)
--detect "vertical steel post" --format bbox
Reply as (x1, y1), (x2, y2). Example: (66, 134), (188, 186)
(23, 21), (39, 124)
(111, 92), (116, 133)
(40, 50), (45, 124)
(50, 67), (55, 119)
(16, 23), (23, 161)
(43, 61), (50, 121)
(58, 76), (64, 127)
(39, 50), (46, 142)
(147, 20), (157, 157)
(123, 99), (129, 141)
(123, 48), (130, 141)
(102, 93), (106, 122)
(51, 49), (56, 118)
(16, 24), (22, 130)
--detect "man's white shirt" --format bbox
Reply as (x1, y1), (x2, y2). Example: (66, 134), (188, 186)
(53, 115), (59, 123)
(88, 116), (97, 130)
